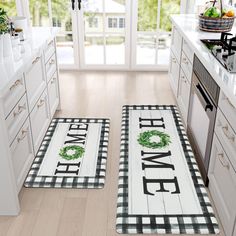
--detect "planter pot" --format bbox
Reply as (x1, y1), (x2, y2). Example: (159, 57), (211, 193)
(0, 35), (3, 64)
(2, 33), (13, 58)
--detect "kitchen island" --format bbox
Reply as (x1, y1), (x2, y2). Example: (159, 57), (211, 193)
(0, 27), (60, 215)
(169, 14), (236, 236)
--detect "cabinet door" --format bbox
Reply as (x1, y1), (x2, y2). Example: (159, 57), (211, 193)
(177, 70), (190, 125)
(209, 135), (236, 236)
(169, 51), (180, 97)
(10, 118), (34, 193)
(30, 91), (51, 153)
(48, 73), (59, 118)
(171, 26), (182, 62)
(25, 54), (47, 112)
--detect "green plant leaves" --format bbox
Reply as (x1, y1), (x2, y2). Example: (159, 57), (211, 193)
(137, 130), (171, 149)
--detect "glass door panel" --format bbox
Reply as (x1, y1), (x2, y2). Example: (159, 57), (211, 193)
(0, 0), (17, 16)
(81, 0), (127, 68)
(51, 0), (76, 65)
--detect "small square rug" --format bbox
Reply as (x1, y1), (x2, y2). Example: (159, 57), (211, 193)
(24, 118), (109, 189)
(116, 105), (219, 234)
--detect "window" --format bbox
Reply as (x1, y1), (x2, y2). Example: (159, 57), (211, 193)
(108, 18), (117, 28)
(119, 18), (125, 28)
(88, 17), (98, 28)
(0, 0), (17, 16)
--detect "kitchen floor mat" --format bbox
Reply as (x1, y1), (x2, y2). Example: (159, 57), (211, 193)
(116, 105), (219, 234)
(24, 118), (109, 189)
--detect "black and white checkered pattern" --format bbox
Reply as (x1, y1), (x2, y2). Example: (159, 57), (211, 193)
(116, 105), (219, 234)
(24, 118), (110, 189)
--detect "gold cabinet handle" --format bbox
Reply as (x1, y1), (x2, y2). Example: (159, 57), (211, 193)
(218, 153), (230, 170)
(172, 58), (177, 63)
(37, 98), (45, 108)
(49, 59), (55, 65)
(226, 97), (236, 110)
(222, 125), (235, 142)
(32, 56), (40, 64)
(50, 77), (57, 84)
(9, 79), (22, 90)
(183, 57), (189, 64)
(17, 129), (28, 143)
(13, 104), (26, 117)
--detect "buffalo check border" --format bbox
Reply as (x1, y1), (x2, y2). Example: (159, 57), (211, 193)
(116, 105), (219, 234)
(24, 118), (110, 189)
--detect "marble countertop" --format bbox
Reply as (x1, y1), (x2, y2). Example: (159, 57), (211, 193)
(171, 14), (236, 107)
(0, 27), (59, 97)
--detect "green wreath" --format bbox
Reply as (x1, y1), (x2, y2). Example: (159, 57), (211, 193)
(59, 145), (85, 160)
(137, 130), (171, 149)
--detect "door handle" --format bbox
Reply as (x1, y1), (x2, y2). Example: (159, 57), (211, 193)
(78, 0), (81, 10)
(196, 83), (213, 111)
(71, 0), (75, 10)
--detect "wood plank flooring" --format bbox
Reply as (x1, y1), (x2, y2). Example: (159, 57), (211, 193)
(0, 71), (224, 236)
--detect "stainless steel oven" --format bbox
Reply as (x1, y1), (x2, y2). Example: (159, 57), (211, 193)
(187, 55), (220, 186)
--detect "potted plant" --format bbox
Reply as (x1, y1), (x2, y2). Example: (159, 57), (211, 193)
(199, 0), (235, 32)
(0, 8), (11, 62)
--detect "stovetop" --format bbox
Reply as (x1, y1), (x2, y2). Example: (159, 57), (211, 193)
(201, 33), (236, 73)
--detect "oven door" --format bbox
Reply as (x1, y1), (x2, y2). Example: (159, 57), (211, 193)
(187, 73), (216, 185)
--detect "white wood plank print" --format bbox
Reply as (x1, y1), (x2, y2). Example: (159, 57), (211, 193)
(128, 109), (203, 215)
(38, 122), (102, 177)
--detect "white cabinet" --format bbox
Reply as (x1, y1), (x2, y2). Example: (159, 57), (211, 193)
(48, 73), (60, 118)
(25, 53), (46, 111)
(30, 90), (51, 153)
(169, 51), (180, 97)
(171, 25), (182, 62)
(177, 69), (190, 124)
(10, 118), (34, 193)
(209, 135), (236, 236)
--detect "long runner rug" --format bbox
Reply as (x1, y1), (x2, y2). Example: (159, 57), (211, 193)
(116, 105), (219, 234)
(24, 118), (109, 188)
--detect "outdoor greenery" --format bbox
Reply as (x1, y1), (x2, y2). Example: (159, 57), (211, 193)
(0, 8), (9, 34)
(0, 0), (16, 17)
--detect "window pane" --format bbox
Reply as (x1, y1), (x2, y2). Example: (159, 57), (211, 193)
(106, 35), (125, 64)
(137, 34), (156, 65)
(84, 35), (104, 64)
(0, 0), (17, 16)
(137, 0), (158, 32)
(160, 0), (180, 32)
(29, 0), (50, 26)
(157, 33), (171, 65)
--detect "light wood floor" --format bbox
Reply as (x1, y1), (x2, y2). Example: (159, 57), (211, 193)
(0, 71), (224, 236)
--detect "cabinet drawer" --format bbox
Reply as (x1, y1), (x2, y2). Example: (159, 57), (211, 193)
(177, 69), (191, 125)
(30, 91), (50, 153)
(46, 54), (57, 82)
(169, 51), (180, 97)
(218, 91), (236, 132)
(209, 135), (236, 236)
(6, 94), (28, 145)
(171, 26), (182, 63)
(44, 38), (55, 63)
(48, 73), (59, 118)
(25, 54), (46, 112)
(10, 118), (34, 193)
(182, 39), (194, 63)
(181, 51), (192, 83)
(3, 76), (25, 118)
(215, 109), (236, 171)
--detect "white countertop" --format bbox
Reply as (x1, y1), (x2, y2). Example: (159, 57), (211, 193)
(171, 14), (236, 107)
(0, 27), (59, 97)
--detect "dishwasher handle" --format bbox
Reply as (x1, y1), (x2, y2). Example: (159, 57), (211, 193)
(196, 83), (213, 112)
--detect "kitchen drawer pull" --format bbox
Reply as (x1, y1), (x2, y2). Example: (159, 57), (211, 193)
(32, 56), (40, 64)
(222, 125), (235, 141)
(49, 59), (55, 65)
(9, 79), (22, 90)
(225, 97), (236, 110)
(172, 58), (177, 63)
(50, 77), (57, 84)
(13, 104), (26, 117)
(183, 57), (189, 64)
(17, 129), (28, 143)
(37, 98), (45, 108)
(218, 153), (230, 170)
